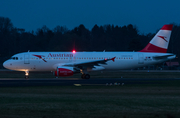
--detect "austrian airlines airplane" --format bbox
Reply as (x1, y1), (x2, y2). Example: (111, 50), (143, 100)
(3, 24), (176, 79)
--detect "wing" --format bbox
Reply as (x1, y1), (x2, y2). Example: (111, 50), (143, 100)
(64, 57), (116, 69)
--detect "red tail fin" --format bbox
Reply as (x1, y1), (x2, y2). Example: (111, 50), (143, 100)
(139, 24), (173, 53)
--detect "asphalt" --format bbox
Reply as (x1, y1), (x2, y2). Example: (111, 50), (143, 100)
(0, 78), (179, 87)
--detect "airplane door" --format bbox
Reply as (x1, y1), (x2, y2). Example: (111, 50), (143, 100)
(24, 54), (30, 64)
(138, 53), (144, 64)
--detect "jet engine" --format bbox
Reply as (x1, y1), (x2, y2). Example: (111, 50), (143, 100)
(54, 66), (74, 76)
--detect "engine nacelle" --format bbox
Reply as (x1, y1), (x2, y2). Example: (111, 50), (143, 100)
(55, 66), (74, 76)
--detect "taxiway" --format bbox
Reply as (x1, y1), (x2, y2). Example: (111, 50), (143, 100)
(0, 78), (179, 87)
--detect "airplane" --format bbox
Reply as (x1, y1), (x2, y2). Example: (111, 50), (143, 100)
(3, 24), (176, 79)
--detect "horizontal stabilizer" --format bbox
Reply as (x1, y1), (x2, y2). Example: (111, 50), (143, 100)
(153, 54), (175, 60)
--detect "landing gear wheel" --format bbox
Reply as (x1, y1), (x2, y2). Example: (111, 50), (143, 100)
(85, 74), (90, 79)
(81, 74), (86, 79)
(81, 73), (90, 79)
(25, 76), (29, 79)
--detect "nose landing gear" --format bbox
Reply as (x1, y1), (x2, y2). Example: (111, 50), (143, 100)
(25, 71), (29, 79)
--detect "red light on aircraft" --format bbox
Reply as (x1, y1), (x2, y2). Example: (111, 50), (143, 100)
(73, 50), (76, 53)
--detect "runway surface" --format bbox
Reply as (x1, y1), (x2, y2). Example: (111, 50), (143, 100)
(0, 78), (179, 87)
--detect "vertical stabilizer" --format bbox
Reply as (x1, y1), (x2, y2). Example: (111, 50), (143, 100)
(139, 24), (173, 53)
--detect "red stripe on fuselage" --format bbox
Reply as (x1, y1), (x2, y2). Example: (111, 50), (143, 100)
(139, 43), (167, 53)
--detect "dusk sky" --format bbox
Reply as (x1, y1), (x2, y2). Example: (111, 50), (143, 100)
(0, 0), (179, 34)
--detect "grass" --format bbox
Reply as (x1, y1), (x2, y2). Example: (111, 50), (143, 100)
(0, 70), (180, 118)
(0, 85), (180, 118)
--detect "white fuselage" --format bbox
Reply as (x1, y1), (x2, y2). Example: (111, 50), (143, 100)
(3, 52), (175, 72)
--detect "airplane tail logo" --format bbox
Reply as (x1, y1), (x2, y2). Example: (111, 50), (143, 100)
(157, 36), (168, 42)
(139, 24), (173, 53)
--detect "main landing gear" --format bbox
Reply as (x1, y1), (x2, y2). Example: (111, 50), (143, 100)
(80, 69), (90, 79)
(81, 74), (90, 79)
(25, 71), (29, 79)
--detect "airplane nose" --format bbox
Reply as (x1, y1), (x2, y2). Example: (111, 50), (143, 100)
(3, 61), (7, 69)
(3, 61), (11, 69)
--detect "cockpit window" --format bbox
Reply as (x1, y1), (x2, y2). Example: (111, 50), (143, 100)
(10, 57), (18, 60)
(10, 57), (15, 60)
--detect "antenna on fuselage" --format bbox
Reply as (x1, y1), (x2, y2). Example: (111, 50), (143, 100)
(28, 50), (30, 52)
(103, 50), (105, 52)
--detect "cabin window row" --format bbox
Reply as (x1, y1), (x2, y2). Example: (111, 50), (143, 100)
(31, 57), (133, 60)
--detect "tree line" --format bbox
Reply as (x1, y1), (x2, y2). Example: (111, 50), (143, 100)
(0, 16), (180, 67)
